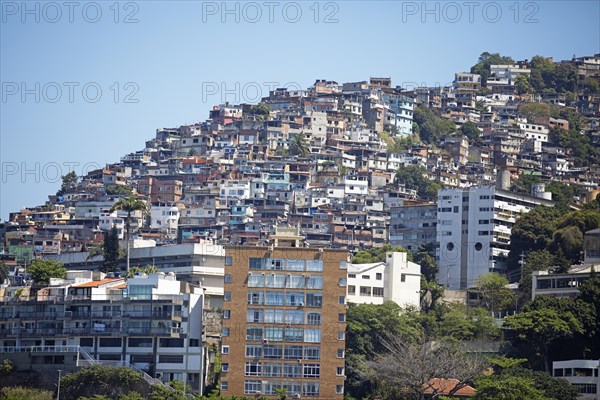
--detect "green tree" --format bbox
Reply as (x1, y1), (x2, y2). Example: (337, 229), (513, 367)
(470, 52), (515, 85)
(352, 244), (412, 264)
(106, 185), (133, 196)
(345, 302), (424, 399)
(503, 307), (583, 371)
(395, 164), (442, 199)
(0, 262), (9, 284)
(60, 365), (150, 400)
(459, 123), (482, 146)
(27, 259), (66, 285)
(413, 105), (456, 144)
(518, 250), (556, 304)
(288, 133), (309, 157)
(508, 206), (564, 271)
(514, 74), (532, 95)
(0, 387), (54, 400)
(150, 380), (193, 400)
(475, 272), (515, 315)
(474, 374), (550, 400)
(0, 359), (14, 374)
(250, 103), (272, 121)
(551, 225), (584, 266)
(101, 225), (121, 273)
(110, 196), (149, 274)
(477, 356), (578, 400)
(57, 171), (78, 196)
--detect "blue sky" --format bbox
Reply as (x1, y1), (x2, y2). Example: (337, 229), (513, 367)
(1, 0), (599, 219)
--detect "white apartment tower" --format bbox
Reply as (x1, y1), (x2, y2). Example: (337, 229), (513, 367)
(436, 185), (554, 289)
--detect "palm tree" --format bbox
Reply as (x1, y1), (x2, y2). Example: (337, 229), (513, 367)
(109, 195), (149, 275)
(289, 133), (309, 157)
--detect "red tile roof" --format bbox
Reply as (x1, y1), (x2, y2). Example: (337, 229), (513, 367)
(423, 378), (476, 397)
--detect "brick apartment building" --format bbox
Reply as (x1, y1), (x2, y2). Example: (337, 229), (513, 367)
(220, 227), (348, 399)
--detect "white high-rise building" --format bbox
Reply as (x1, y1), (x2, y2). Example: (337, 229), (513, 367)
(436, 185), (554, 289)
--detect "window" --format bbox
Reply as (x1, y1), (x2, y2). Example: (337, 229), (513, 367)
(284, 363), (302, 378)
(376, 273), (382, 280)
(285, 310), (304, 325)
(285, 292), (304, 306)
(248, 273), (264, 287)
(348, 274), (356, 278)
(284, 345), (303, 360)
(249, 258), (265, 270)
(305, 275), (323, 289)
(264, 309), (284, 324)
(286, 274), (305, 289)
(222, 363), (229, 373)
(263, 362), (283, 377)
(266, 291), (285, 306)
(339, 260), (347, 269)
(338, 278), (347, 287)
(304, 328), (321, 343)
(263, 344), (283, 359)
(338, 313), (346, 322)
(306, 312), (321, 325)
(362, 275), (370, 280)
(267, 258), (285, 270)
(223, 310), (230, 319)
(224, 292), (231, 301)
(265, 327), (284, 342)
(221, 345), (229, 354)
(303, 364), (320, 378)
(224, 274), (232, 283)
(304, 346), (320, 360)
(360, 286), (371, 296)
(338, 331), (345, 340)
(266, 273), (286, 288)
(159, 355), (183, 363)
(305, 292), (322, 307)
(338, 296), (345, 304)
(284, 328), (304, 342)
(246, 327), (263, 341)
(245, 345), (261, 358)
(247, 308), (264, 323)
(244, 380), (261, 395)
(348, 285), (355, 295)
(336, 385), (344, 394)
(286, 259), (305, 271)
(307, 260), (323, 272)
(337, 349), (345, 358)
(302, 382), (320, 397)
(225, 256), (233, 266)
(245, 362), (262, 376)
(248, 291), (264, 305)
(221, 381), (228, 391)
(222, 328), (230, 337)
(373, 287), (384, 297)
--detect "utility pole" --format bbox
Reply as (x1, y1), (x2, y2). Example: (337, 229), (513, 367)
(56, 369), (62, 400)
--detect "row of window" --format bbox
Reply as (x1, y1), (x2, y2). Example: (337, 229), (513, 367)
(232, 362), (322, 378)
(223, 326), (324, 343)
(347, 273), (382, 280)
(246, 274), (323, 289)
(348, 286), (384, 297)
(246, 308), (322, 325)
(222, 344), (345, 360)
(79, 337), (199, 348)
(249, 258), (324, 272)
(238, 291), (323, 307)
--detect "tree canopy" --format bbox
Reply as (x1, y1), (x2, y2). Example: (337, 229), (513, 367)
(27, 259), (66, 285)
(395, 164), (442, 199)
